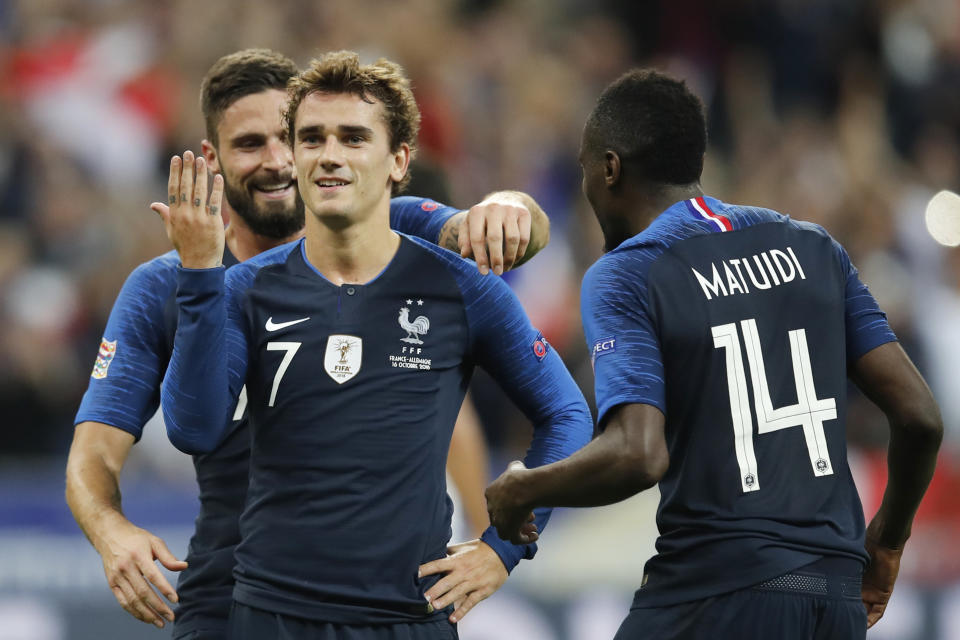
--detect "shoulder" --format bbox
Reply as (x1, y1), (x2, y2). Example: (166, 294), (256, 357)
(402, 234), (507, 295)
(125, 250), (181, 289)
(225, 239), (301, 288)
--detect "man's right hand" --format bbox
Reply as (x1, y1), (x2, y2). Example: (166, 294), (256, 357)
(861, 536), (903, 628)
(151, 151), (225, 269)
(96, 520), (187, 629)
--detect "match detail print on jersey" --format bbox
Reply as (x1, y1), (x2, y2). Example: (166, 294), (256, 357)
(391, 300), (433, 371)
(687, 197), (732, 232)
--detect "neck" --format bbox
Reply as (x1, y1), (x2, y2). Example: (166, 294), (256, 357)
(224, 202), (304, 262)
(624, 181), (705, 236)
(303, 196), (399, 285)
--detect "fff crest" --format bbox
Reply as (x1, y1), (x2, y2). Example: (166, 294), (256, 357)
(324, 334), (362, 384)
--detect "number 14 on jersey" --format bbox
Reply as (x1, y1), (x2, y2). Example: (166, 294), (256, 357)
(712, 319), (836, 493)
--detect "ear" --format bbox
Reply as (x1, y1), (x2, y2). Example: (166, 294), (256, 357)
(604, 150), (621, 188)
(201, 139), (220, 175)
(389, 142), (411, 185)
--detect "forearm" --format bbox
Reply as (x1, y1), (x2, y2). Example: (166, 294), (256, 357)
(162, 267), (232, 453)
(483, 190), (549, 266)
(66, 443), (130, 550)
(447, 398), (490, 537)
(869, 419), (943, 547)
(521, 430), (658, 509)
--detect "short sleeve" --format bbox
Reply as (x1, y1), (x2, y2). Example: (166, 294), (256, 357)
(581, 256), (666, 427)
(833, 240), (898, 362)
(74, 259), (176, 439)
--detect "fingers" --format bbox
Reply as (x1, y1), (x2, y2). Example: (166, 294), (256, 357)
(180, 151), (194, 206)
(152, 536), (188, 573)
(167, 156), (181, 209)
(481, 206), (504, 275)
(865, 602), (885, 628)
(429, 578), (469, 613)
(418, 556), (451, 578)
(425, 572), (462, 608)
(150, 202), (170, 223)
(193, 156), (207, 209)
(110, 576), (168, 628)
(515, 206), (531, 267)
(467, 208), (490, 275)
(501, 209), (521, 272)
(450, 589), (487, 623)
(209, 174), (224, 217)
(458, 216), (471, 258)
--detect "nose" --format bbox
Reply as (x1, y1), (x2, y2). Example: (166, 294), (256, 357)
(318, 135), (345, 170)
(262, 138), (292, 172)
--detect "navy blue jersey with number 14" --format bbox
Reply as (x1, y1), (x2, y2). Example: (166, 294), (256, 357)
(582, 196), (897, 608)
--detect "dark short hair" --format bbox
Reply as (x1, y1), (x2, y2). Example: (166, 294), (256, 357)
(283, 50), (420, 195)
(584, 69), (707, 185)
(200, 49), (299, 145)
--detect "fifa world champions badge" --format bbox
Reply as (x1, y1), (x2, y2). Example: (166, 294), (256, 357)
(91, 338), (118, 379)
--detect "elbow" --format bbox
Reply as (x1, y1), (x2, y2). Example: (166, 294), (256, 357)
(168, 431), (215, 455)
(894, 398), (944, 450)
(615, 438), (669, 493)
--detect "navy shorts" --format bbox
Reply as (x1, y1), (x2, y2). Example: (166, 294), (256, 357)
(614, 557), (867, 640)
(227, 602), (459, 640)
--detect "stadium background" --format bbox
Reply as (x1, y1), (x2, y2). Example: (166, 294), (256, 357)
(2, 0), (960, 638)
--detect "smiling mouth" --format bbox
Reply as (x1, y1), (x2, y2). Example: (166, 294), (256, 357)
(253, 180), (296, 199)
(315, 178), (351, 190)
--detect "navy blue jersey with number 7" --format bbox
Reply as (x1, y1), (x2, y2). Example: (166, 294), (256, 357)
(161, 233), (592, 624)
(74, 197), (466, 638)
(582, 196), (897, 608)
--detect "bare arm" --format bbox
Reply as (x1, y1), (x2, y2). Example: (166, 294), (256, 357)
(438, 190), (550, 275)
(446, 393), (490, 539)
(486, 403), (667, 544)
(66, 422), (187, 628)
(849, 342), (943, 627)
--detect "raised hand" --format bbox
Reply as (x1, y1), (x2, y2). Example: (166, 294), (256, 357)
(150, 151), (225, 269)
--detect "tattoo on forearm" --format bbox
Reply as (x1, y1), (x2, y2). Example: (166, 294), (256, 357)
(439, 222), (460, 252)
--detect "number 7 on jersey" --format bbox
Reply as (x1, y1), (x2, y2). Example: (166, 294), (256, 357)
(712, 319), (836, 493)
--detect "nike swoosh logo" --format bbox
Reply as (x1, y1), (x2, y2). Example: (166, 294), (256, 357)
(265, 316), (311, 331)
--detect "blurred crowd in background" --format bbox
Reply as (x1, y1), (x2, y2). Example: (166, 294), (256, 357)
(2, 0), (960, 638)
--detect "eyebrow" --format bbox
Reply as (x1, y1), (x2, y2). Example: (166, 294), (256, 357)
(296, 124), (374, 139)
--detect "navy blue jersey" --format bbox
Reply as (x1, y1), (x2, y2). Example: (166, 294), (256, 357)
(581, 196), (897, 607)
(73, 198), (463, 636)
(161, 234), (592, 624)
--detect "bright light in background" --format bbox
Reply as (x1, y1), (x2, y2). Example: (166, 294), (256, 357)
(925, 190), (960, 247)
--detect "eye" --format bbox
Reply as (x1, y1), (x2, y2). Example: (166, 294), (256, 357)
(345, 134), (365, 145)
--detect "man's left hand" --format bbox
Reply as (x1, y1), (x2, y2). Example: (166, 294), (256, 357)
(418, 539), (508, 623)
(485, 461), (539, 545)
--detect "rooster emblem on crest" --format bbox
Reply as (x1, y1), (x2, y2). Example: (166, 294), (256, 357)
(398, 306), (430, 344)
